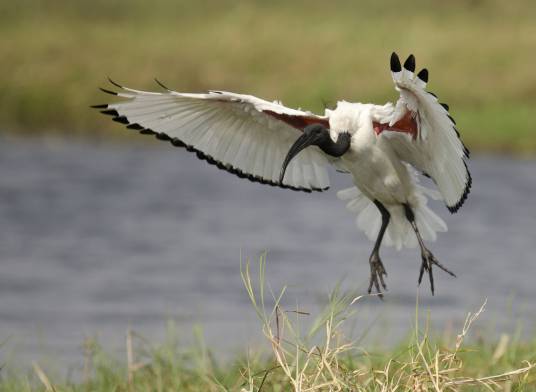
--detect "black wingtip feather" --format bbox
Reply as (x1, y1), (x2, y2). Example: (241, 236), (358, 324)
(91, 104), (108, 109)
(140, 129), (155, 135)
(154, 78), (172, 91)
(464, 145), (471, 158)
(101, 109), (119, 116)
(99, 87), (118, 96)
(440, 103), (449, 111)
(171, 138), (186, 148)
(112, 116), (129, 124)
(417, 68), (428, 83)
(447, 163), (472, 213)
(390, 52), (401, 72)
(107, 77), (123, 89)
(403, 54), (415, 72)
(447, 114), (457, 125)
(126, 123), (145, 130)
(156, 133), (172, 141)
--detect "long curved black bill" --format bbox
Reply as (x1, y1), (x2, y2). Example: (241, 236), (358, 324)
(279, 133), (316, 184)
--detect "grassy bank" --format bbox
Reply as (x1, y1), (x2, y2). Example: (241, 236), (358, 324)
(0, 1), (535, 154)
(2, 257), (535, 391)
(3, 326), (536, 391)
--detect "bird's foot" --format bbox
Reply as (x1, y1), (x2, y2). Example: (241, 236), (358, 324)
(418, 248), (456, 295)
(368, 253), (388, 299)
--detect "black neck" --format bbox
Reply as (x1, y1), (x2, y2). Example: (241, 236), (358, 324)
(318, 132), (351, 157)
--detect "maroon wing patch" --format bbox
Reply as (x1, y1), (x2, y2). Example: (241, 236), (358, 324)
(263, 108), (417, 138)
(373, 111), (418, 140)
(263, 110), (330, 131)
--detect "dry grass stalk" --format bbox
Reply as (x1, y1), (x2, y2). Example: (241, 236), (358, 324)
(240, 256), (536, 391)
(32, 361), (56, 392)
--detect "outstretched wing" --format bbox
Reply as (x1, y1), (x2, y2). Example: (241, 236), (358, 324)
(93, 80), (332, 192)
(374, 53), (471, 212)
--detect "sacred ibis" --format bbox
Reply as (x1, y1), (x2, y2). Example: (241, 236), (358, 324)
(93, 53), (471, 297)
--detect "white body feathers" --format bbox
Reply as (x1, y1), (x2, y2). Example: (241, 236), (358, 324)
(328, 102), (448, 249)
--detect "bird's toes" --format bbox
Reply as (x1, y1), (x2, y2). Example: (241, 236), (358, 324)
(368, 273), (386, 299)
(368, 255), (388, 298)
(417, 256), (429, 285)
(378, 271), (387, 290)
(426, 250), (456, 278)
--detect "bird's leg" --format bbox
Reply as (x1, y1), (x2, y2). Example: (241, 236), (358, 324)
(403, 204), (456, 295)
(368, 200), (390, 298)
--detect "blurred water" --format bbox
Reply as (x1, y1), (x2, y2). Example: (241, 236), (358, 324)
(1, 136), (535, 373)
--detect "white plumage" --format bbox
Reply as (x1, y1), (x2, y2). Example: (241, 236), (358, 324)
(94, 53), (470, 296)
(337, 169), (447, 250)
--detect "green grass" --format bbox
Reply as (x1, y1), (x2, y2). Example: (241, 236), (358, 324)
(2, 255), (535, 391)
(0, 0), (535, 154)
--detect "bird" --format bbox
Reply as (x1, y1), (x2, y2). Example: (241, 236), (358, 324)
(92, 52), (471, 297)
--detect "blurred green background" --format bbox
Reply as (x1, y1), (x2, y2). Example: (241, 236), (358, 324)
(1, 0), (535, 153)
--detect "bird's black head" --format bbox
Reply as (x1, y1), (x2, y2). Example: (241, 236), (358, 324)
(279, 123), (350, 184)
(279, 124), (329, 184)
(300, 123), (332, 147)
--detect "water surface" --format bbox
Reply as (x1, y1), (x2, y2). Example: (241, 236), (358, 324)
(1, 137), (535, 372)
